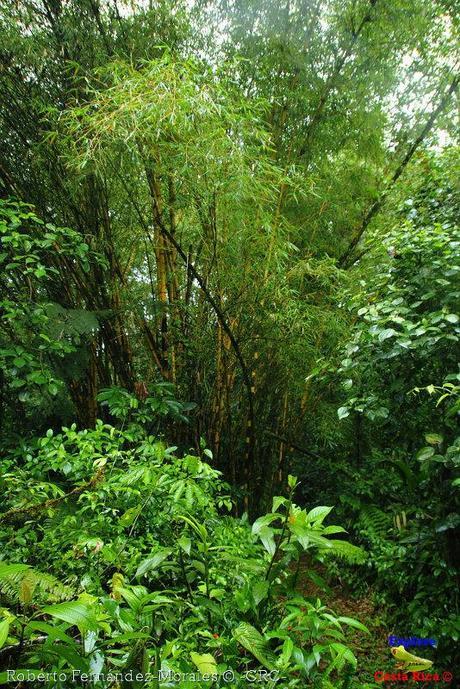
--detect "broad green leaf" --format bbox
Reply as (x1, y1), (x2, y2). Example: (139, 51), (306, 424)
(252, 580), (269, 606)
(416, 446), (435, 461)
(190, 652), (217, 674)
(337, 616), (370, 634)
(307, 505), (333, 524)
(119, 506), (141, 527)
(178, 536), (192, 555)
(26, 621), (75, 646)
(330, 642), (357, 668)
(105, 632), (151, 644)
(84, 629), (98, 654)
(280, 637), (294, 665)
(89, 650), (104, 676)
(49, 643), (90, 671)
(287, 475), (297, 489)
(233, 623), (277, 670)
(378, 328), (397, 342)
(258, 526), (276, 556)
(251, 513), (278, 535)
(177, 514), (207, 540)
(289, 523), (332, 550)
(322, 525), (347, 535)
(272, 496), (287, 512)
(293, 648), (317, 672)
(312, 644), (322, 664)
(0, 564), (29, 578)
(0, 619), (9, 649)
(42, 602), (97, 631)
(191, 559), (206, 575)
(135, 548), (172, 577)
(337, 407), (349, 420)
(425, 433), (443, 445)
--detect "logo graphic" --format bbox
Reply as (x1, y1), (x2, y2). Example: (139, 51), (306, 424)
(388, 635), (436, 648)
(390, 645), (433, 672)
(373, 643), (453, 683)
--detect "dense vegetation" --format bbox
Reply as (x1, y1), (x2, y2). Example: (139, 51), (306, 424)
(0, 1), (458, 687)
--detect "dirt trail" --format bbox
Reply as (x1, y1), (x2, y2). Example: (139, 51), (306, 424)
(295, 560), (395, 687)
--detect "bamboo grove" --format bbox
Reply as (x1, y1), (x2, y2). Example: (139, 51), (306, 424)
(0, 0), (458, 515)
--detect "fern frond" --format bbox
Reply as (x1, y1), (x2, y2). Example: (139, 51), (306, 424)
(359, 505), (391, 538)
(0, 563), (74, 605)
(327, 540), (367, 564)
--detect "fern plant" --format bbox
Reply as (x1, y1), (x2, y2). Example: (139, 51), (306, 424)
(358, 505), (392, 541)
(0, 563), (73, 606)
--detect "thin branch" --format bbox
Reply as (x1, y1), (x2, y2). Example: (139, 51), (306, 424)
(0, 469), (105, 526)
(338, 72), (460, 268)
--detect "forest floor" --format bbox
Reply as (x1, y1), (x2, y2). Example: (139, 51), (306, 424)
(297, 565), (386, 686)
(296, 561), (433, 688)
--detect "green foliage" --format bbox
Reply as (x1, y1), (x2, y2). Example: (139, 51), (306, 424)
(0, 1), (459, 684)
(0, 422), (365, 686)
(0, 564), (73, 606)
(337, 219), (459, 424)
(0, 199), (103, 428)
(2, 0), (457, 504)
(97, 384), (196, 428)
(328, 156), (460, 665)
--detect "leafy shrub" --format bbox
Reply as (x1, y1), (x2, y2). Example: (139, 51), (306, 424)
(328, 199), (460, 668)
(0, 423), (366, 687)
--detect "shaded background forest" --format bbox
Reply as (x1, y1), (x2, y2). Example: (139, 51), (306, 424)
(0, 0), (459, 682)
